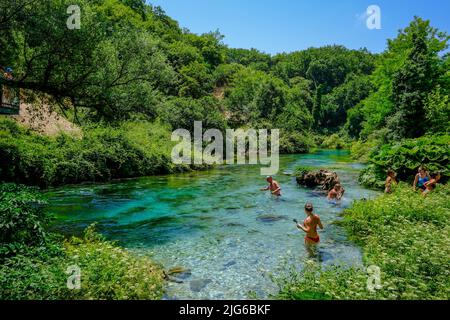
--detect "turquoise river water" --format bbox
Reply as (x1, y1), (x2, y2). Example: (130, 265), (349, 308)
(46, 150), (379, 299)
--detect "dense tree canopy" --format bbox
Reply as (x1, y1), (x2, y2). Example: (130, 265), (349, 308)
(1, 1), (447, 145)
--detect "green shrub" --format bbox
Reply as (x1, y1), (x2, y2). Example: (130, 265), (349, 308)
(0, 184), (165, 300)
(279, 131), (315, 154)
(359, 134), (450, 188)
(0, 184), (51, 259)
(350, 139), (380, 162)
(276, 184), (450, 300)
(320, 134), (349, 150)
(0, 119), (207, 187)
(0, 226), (165, 300)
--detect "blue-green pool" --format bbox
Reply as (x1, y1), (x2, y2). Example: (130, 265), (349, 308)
(45, 150), (379, 299)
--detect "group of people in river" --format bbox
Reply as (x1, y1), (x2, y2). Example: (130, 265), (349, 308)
(260, 165), (443, 252)
(385, 166), (442, 196)
(260, 175), (331, 248)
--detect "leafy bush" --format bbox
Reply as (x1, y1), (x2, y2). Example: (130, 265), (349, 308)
(350, 139), (380, 162)
(0, 184), (51, 259)
(320, 133), (349, 149)
(0, 119), (207, 187)
(359, 134), (450, 188)
(0, 226), (165, 300)
(0, 184), (165, 300)
(276, 184), (450, 300)
(279, 131), (315, 154)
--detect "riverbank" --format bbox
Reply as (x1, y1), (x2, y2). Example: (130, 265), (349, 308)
(276, 183), (450, 300)
(0, 118), (213, 188)
(2, 152), (448, 300)
(0, 183), (165, 300)
(45, 150), (378, 299)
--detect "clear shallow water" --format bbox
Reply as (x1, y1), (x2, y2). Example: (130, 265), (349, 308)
(46, 150), (379, 299)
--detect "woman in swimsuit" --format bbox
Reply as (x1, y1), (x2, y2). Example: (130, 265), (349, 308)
(296, 203), (323, 245)
(413, 167), (431, 191)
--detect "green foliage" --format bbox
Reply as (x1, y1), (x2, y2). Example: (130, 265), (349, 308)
(0, 184), (52, 259)
(350, 139), (380, 162)
(359, 135), (450, 188)
(213, 63), (245, 87)
(352, 17), (449, 140)
(0, 118), (205, 187)
(158, 96), (226, 132)
(2, 0), (177, 121)
(0, 225), (165, 300)
(0, 184), (164, 300)
(178, 61), (213, 98)
(226, 48), (271, 72)
(277, 184), (450, 300)
(425, 86), (450, 134)
(320, 134), (349, 150)
(390, 27), (438, 138)
(279, 131), (315, 154)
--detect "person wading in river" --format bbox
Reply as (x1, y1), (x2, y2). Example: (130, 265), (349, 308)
(296, 203), (323, 247)
(327, 183), (344, 201)
(260, 176), (281, 196)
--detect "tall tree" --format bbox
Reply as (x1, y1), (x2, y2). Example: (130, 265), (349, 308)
(390, 31), (436, 138)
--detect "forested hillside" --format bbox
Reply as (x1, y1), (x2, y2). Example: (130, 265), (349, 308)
(0, 0), (449, 187)
(1, 0), (449, 302)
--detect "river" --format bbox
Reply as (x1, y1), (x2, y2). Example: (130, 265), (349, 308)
(45, 149), (379, 299)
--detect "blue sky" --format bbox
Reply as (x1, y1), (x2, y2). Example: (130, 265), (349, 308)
(147, 0), (450, 55)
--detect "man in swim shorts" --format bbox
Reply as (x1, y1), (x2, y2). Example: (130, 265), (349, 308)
(260, 176), (281, 196)
(296, 203), (323, 245)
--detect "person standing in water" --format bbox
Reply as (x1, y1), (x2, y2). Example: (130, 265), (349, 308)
(260, 176), (281, 196)
(327, 183), (344, 201)
(413, 166), (430, 191)
(296, 203), (323, 245)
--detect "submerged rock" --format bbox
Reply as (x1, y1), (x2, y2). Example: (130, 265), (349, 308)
(223, 260), (237, 268)
(256, 214), (288, 223)
(296, 169), (340, 190)
(190, 279), (212, 292)
(225, 222), (245, 227)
